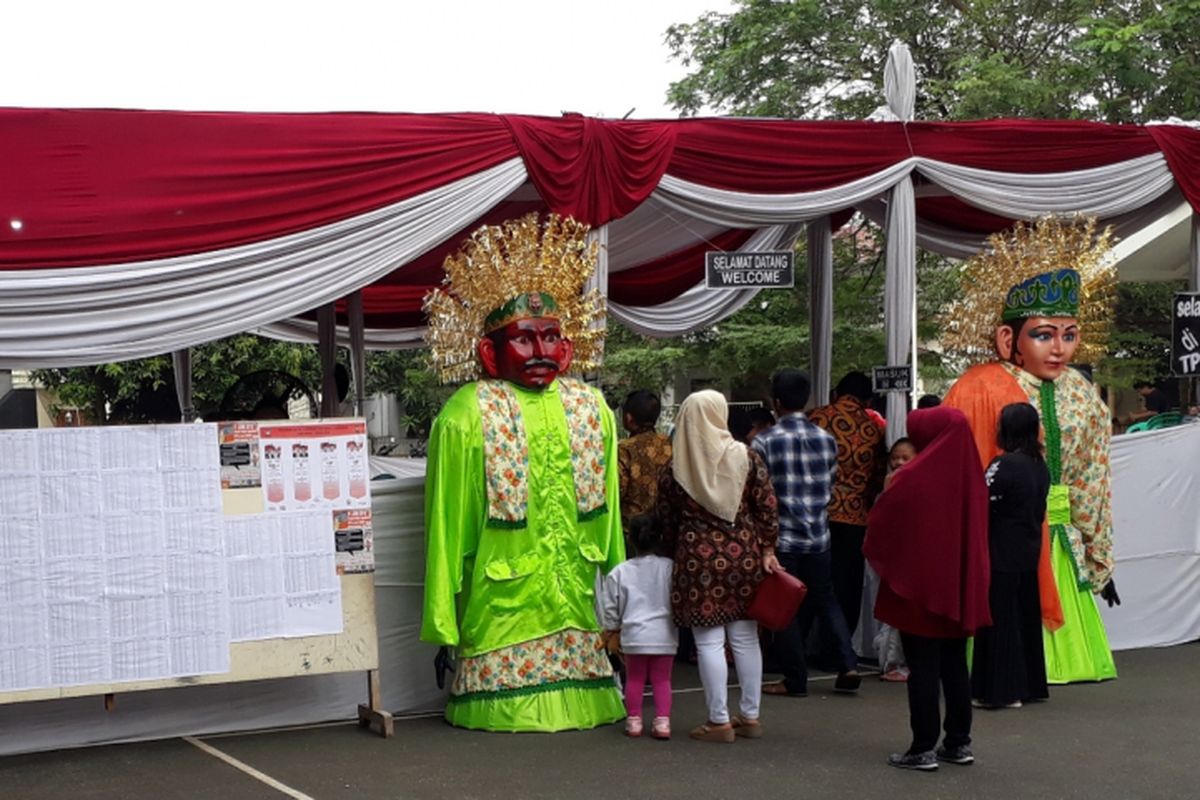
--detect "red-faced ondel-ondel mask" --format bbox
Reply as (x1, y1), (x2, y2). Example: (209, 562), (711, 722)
(478, 316), (573, 390)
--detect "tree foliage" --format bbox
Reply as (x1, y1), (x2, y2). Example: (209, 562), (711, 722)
(32, 335), (322, 424)
(653, 0), (1198, 395)
(666, 0), (1200, 124)
(364, 349), (453, 436)
(1094, 280), (1185, 387)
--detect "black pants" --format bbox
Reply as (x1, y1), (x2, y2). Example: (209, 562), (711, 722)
(829, 522), (866, 637)
(972, 570), (1048, 706)
(899, 632), (971, 755)
(772, 549), (858, 694)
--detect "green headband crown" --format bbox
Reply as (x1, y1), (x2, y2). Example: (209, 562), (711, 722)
(483, 292), (560, 333)
(1002, 268), (1080, 322)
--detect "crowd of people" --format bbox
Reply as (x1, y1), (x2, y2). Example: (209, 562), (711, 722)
(419, 214), (1119, 773)
(605, 371), (1056, 769)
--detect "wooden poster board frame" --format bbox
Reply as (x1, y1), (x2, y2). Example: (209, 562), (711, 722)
(0, 420), (392, 737)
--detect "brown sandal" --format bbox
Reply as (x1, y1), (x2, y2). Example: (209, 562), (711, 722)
(688, 722), (735, 743)
(731, 714), (763, 739)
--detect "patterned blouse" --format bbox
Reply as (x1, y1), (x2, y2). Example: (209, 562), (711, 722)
(617, 431), (673, 524)
(656, 449), (780, 629)
(807, 396), (887, 527)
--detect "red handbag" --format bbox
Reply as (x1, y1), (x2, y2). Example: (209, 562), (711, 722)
(746, 569), (807, 631)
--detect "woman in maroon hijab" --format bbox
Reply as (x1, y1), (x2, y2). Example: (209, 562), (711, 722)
(865, 406), (991, 771)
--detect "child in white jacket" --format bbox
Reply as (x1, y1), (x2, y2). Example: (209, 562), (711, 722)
(600, 515), (678, 739)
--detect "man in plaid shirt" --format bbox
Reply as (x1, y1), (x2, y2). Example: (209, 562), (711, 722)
(753, 369), (862, 696)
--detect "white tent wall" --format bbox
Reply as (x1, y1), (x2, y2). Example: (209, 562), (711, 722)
(1100, 424), (1200, 649)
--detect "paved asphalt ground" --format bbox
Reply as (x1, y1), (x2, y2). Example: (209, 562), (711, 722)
(2, 643), (1196, 800)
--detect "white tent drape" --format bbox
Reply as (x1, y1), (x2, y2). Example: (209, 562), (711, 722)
(883, 42), (916, 122)
(916, 154), (1175, 218)
(250, 145), (1187, 362)
(651, 161), (918, 227)
(258, 320), (427, 349)
(859, 185), (1187, 263)
(0, 159), (527, 368)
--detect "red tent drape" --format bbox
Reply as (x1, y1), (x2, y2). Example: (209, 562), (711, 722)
(503, 114), (676, 225)
(0, 110), (518, 268)
(3, 110), (1199, 329)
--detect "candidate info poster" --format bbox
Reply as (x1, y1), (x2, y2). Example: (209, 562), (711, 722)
(258, 421), (373, 574)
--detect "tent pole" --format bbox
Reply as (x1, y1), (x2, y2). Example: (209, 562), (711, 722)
(1191, 212), (1200, 292)
(807, 217), (833, 407)
(911, 266), (919, 409)
(884, 176), (916, 442)
(318, 303), (339, 418)
(348, 290), (366, 417)
(172, 348), (193, 422)
(1190, 214), (1200, 408)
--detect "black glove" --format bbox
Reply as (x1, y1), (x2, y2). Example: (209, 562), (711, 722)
(434, 646), (456, 690)
(1100, 579), (1121, 608)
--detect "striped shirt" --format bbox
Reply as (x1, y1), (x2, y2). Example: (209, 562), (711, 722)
(752, 412), (838, 554)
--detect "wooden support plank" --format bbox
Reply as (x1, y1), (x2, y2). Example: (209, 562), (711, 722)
(356, 669), (393, 737)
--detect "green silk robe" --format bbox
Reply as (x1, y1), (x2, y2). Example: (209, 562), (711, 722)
(421, 378), (626, 731)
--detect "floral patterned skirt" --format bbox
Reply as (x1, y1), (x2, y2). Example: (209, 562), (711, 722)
(446, 629), (624, 731)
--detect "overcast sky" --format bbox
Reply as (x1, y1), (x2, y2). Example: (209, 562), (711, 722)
(3, 0), (733, 117)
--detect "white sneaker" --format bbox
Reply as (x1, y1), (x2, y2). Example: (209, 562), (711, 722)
(625, 716), (643, 737)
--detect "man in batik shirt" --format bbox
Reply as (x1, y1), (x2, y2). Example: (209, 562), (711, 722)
(421, 214), (625, 731)
(808, 371), (887, 639)
(617, 390), (672, 526)
(944, 217), (1119, 684)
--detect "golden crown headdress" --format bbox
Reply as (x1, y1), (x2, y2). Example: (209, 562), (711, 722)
(941, 215), (1118, 365)
(423, 213), (606, 384)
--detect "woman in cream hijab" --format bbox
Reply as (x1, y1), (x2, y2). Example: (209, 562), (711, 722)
(656, 390), (781, 742)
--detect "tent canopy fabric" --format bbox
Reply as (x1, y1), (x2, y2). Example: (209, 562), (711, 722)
(2, 108), (1200, 366)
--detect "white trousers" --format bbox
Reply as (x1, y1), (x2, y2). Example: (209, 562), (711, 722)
(692, 619), (762, 724)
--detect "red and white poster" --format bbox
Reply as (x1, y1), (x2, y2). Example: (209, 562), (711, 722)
(258, 421), (370, 512)
(258, 420), (373, 573)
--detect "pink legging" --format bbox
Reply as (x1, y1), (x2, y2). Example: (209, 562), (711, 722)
(624, 653), (674, 718)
